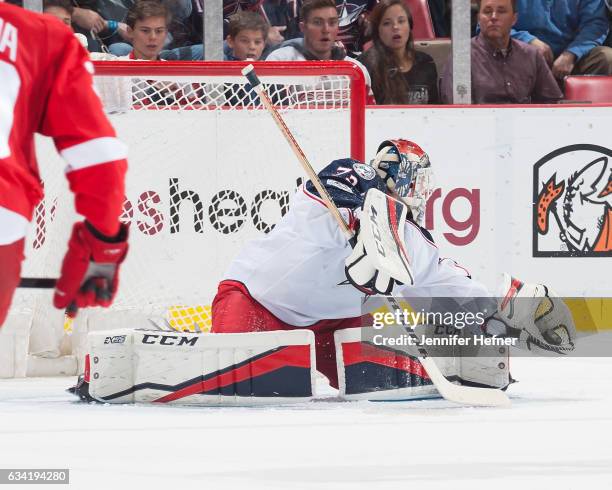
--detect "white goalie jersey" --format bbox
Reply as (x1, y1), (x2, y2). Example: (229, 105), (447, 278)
(224, 160), (490, 326)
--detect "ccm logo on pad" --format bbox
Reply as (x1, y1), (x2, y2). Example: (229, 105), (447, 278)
(141, 334), (199, 346)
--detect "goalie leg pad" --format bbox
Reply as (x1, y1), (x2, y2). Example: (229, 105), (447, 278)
(335, 326), (512, 401)
(335, 327), (438, 401)
(416, 324), (512, 390)
(81, 328), (316, 405)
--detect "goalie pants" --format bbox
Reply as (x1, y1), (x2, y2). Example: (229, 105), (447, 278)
(211, 280), (368, 388)
(0, 239), (25, 327)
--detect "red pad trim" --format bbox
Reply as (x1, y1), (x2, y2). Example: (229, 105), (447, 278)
(83, 354), (91, 383)
(386, 195), (412, 268)
(342, 341), (430, 380)
(153, 344), (311, 402)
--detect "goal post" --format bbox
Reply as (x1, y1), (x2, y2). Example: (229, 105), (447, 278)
(4, 61), (367, 377)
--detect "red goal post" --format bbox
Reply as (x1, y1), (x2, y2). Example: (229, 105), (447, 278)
(94, 60), (367, 161)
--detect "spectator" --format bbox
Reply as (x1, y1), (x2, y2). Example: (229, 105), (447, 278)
(511, 0), (612, 79)
(224, 12), (269, 105)
(263, 0), (296, 43)
(264, 0), (376, 55)
(44, 0), (91, 49)
(265, 0), (373, 104)
(266, 0), (350, 60)
(43, 0), (73, 27)
(358, 0), (439, 104)
(97, 2), (185, 107)
(226, 10), (269, 60)
(71, 0), (130, 52)
(178, 0), (282, 59)
(440, 0), (562, 104)
(103, 0), (197, 59)
(123, 0), (171, 60)
(224, 0), (285, 44)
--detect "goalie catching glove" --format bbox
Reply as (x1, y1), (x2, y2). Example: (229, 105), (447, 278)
(54, 221), (129, 317)
(345, 188), (414, 295)
(489, 273), (576, 354)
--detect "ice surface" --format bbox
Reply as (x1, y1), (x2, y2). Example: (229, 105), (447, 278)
(0, 357), (611, 490)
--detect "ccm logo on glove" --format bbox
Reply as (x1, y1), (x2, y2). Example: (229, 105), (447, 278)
(369, 205), (386, 256)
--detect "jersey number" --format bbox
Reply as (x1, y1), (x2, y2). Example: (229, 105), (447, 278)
(334, 166), (358, 186)
(0, 60), (21, 159)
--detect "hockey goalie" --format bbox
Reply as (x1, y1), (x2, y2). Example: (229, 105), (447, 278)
(76, 139), (577, 405)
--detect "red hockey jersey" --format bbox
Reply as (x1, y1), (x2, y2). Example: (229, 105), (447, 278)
(0, 3), (127, 243)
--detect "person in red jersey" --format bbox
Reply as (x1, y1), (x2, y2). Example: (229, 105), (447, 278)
(0, 2), (129, 327)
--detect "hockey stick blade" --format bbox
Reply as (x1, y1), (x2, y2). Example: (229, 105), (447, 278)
(18, 277), (57, 288)
(420, 357), (511, 407)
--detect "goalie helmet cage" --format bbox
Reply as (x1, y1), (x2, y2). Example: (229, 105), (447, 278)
(5, 61), (366, 375)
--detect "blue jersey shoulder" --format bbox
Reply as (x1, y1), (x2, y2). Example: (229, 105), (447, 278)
(305, 158), (387, 210)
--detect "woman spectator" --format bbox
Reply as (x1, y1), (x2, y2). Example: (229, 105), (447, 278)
(358, 0), (439, 104)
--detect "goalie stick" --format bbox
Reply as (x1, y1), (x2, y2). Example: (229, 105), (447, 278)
(242, 64), (510, 408)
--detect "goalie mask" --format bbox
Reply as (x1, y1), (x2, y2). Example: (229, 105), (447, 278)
(371, 139), (434, 226)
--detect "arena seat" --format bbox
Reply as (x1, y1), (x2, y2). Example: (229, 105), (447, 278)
(564, 75), (612, 103)
(415, 39), (451, 76)
(405, 0), (436, 40)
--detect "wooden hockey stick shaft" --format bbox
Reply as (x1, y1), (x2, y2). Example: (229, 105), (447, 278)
(242, 64), (510, 407)
(242, 65), (354, 243)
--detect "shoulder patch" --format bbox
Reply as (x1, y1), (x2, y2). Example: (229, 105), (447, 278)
(352, 163), (376, 181)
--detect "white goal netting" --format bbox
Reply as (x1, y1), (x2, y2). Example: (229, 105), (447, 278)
(5, 61), (366, 375)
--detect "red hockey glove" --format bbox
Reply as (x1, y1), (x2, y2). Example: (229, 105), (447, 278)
(53, 221), (129, 317)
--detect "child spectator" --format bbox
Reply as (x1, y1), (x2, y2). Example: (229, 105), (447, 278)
(226, 10), (269, 60)
(358, 0), (439, 104)
(223, 12), (269, 106)
(125, 0), (171, 60)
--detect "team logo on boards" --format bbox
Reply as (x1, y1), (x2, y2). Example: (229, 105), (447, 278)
(533, 144), (612, 257)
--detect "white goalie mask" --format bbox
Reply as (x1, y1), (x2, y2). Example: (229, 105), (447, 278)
(371, 139), (434, 226)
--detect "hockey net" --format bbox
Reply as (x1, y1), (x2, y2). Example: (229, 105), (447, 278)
(5, 61), (366, 376)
